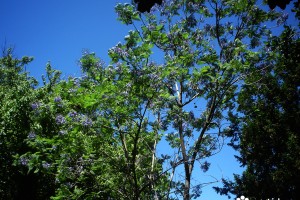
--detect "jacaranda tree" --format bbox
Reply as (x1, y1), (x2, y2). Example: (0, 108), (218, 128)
(113, 0), (283, 199)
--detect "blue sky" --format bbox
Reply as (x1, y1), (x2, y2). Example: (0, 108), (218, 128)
(3, 0), (290, 199)
(0, 0), (131, 81)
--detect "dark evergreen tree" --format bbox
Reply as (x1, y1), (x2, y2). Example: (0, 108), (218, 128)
(215, 26), (300, 199)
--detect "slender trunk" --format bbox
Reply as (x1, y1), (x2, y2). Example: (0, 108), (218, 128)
(166, 160), (176, 200)
(150, 113), (159, 199)
(179, 117), (191, 200)
(176, 81), (191, 200)
(183, 174), (191, 200)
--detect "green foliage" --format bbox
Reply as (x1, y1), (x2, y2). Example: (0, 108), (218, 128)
(115, 3), (140, 25)
(0, 49), (54, 199)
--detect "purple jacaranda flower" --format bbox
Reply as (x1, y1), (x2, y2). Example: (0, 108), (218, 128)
(28, 132), (36, 139)
(65, 182), (73, 188)
(82, 117), (93, 127)
(54, 96), (62, 103)
(81, 74), (88, 81)
(68, 111), (77, 118)
(115, 62), (122, 69)
(147, 24), (156, 31)
(126, 82), (132, 88)
(20, 157), (29, 166)
(69, 111), (81, 122)
(58, 130), (66, 135)
(73, 78), (80, 87)
(55, 178), (60, 184)
(182, 122), (188, 129)
(56, 115), (66, 125)
(31, 102), (40, 110)
(187, 2), (200, 11)
(42, 162), (51, 169)
(148, 73), (159, 79)
(112, 46), (129, 57)
(68, 88), (77, 93)
(115, 47), (122, 54)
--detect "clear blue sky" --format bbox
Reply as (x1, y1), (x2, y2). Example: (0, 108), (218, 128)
(0, 1), (250, 199)
(0, 0), (130, 81)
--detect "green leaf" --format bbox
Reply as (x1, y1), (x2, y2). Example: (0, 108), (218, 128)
(200, 66), (210, 73)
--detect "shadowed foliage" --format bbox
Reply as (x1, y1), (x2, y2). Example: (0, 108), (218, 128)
(134, 0), (162, 13)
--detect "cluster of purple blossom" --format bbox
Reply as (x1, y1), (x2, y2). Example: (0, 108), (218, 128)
(69, 111), (85, 123)
(20, 157), (29, 166)
(193, 29), (204, 42)
(81, 74), (88, 81)
(111, 46), (129, 57)
(147, 73), (159, 80)
(54, 96), (62, 103)
(56, 114), (66, 125)
(147, 24), (156, 31)
(68, 88), (77, 93)
(42, 162), (51, 169)
(82, 117), (93, 127)
(72, 78), (81, 87)
(31, 102), (41, 110)
(64, 182), (73, 189)
(28, 132), (36, 139)
(54, 96), (63, 107)
(68, 111), (78, 119)
(67, 111), (93, 127)
(187, 2), (200, 12)
(58, 130), (67, 135)
(264, 45), (272, 53)
(125, 82), (132, 88)
(114, 63), (124, 73)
